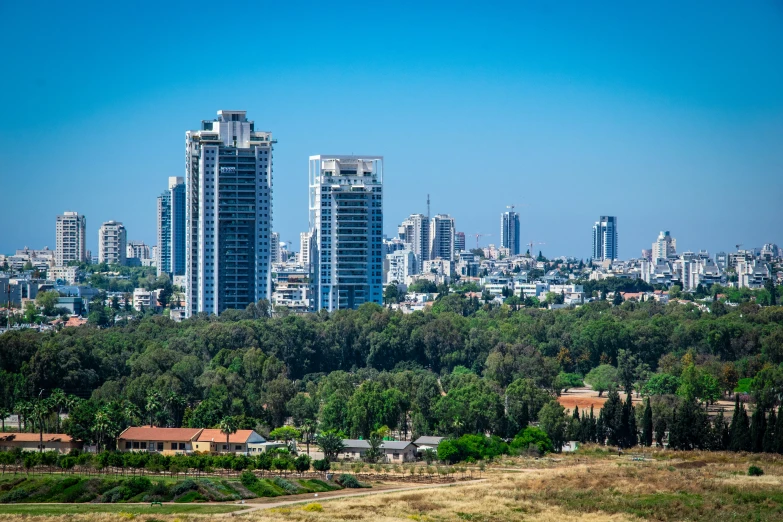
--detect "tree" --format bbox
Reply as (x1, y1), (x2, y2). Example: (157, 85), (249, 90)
(538, 400), (567, 452)
(383, 284), (400, 305)
(750, 407), (766, 453)
(616, 349), (639, 394)
(612, 291), (623, 306)
(294, 454), (311, 473)
(218, 416), (238, 454)
(641, 398), (653, 447)
(621, 391), (637, 448)
(763, 408), (777, 454)
(511, 426), (554, 454)
(36, 291), (60, 316)
(642, 373), (680, 397)
(316, 430), (346, 461)
(364, 432), (384, 463)
(269, 426), (302, 445)
(765, 278), (778, 306)
(584, 365), (618, 397)
(730, 402), (752, 452)
(602, 389), (623, 446)
(668, 398), (709, 450)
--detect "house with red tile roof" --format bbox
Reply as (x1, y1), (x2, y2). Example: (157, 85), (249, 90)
(117, 426), (203, 454)
(194, 429), (266, 455)
(0, 432), (81, 454)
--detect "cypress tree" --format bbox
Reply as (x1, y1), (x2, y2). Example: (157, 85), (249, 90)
(641, 398), (653, 447)
(713, 410), (730, 451)
(776, 405), (783, 454)
(589, 405), (596, 443)
(730, 404), (752, 452)
(573, 405), (580, 420)
(596, 408), (605, 445)
(623, 392), (638, 448)
(519, 402), (530, 433)
(654, 417), (667, 447)
(763, 408), (777, 454)
(603, 389), (623, 446)
(728, 396), (740, 449)
(750, 407), (766, 453)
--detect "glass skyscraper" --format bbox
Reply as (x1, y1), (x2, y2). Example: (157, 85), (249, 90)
(157, 176), (186, 276)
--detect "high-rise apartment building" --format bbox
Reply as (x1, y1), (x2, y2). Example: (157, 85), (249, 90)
(270, 232), (280, 264)
(185, 110), (274, 317)
(398, 214), (429, 270)
(454, 231), (466, 253)
(157, 176), (186, 276)
(430, 214), (456, 261)
(98, 221), (127, 265)
(309, 155), (383, 311)
(500, 211), (521, 256)
(55, 211), (86, 266)
(127, 241), (151, 260)
(299, 231), (312, 268)
(652, 230), (676, 262)
(592, 216), (618, 262)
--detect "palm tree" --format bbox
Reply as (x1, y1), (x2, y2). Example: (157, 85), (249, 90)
(145, 391), (162, 427)
(49, 389), (67, 432)
(0, 407), (10, 432)
(122, 400), (141, 426)
(93, 409), (111, 452)
(32, 400), (49, 453)
(219, 416), (238, 454)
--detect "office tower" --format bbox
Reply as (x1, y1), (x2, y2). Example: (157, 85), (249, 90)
(592, 216), (618, 262)
(500, 211), (521, 256)
(454, 231), (466, 253)
(157, 176), (186, 276)
(55, 212), (86, 267)
(430, 214), (456, 261)
(398, 214), (429, 270)
(270, 232), (280, 263)
(98, 221), (127, 265)
(309, 155), (383, 311)
(299, 231), (312, 267)
(652, 230), (677, 262)
(185, 110), (274, 317)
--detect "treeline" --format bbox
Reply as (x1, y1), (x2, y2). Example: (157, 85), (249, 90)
(1, 298), (783, 449)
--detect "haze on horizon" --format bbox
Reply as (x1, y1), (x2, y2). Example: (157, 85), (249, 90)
(0, 1), (781, 259)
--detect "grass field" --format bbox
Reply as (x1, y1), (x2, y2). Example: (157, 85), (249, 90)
(0, 503), (243, 515)
(1, 448), (782, 520)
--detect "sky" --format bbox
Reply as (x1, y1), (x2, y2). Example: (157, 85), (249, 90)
(1, 1), (782, 259)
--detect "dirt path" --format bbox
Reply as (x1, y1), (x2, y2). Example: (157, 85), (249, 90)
(224, 479), (487, 517)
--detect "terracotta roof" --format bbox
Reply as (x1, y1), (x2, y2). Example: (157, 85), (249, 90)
(118, 426), (202, 442)
(0, 432), (75, 443)
(64, 317), (87, 327)
(196, 429), (257, 443)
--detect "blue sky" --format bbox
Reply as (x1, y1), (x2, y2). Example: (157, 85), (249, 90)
(1, 1), (781, 258)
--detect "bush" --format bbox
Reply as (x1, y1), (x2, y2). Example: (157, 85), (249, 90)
(312, 458), (331, 472)
(0, 488), (29, 503)
(748, 466), (764, 476)
(511, 427), (554, 455)
(240, 471), (258, 487)
(101, 486), (125, 503)
(437, 435), (509, 464)
(272, 477), (301, 494)
(303, 502), (323, 512)
(124, 476), (152, 497)
(170, 479), (198, 496)
(335, 474), (368, 489)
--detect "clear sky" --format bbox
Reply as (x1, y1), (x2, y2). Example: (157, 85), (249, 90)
(1, 1), (781, 258)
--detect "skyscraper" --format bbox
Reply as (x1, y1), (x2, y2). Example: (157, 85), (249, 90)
(157, 176), (186, 276)
(55, 211), (86, 266)
(309, 155), (383, 311)
(185, 110), (274, 317)
(430, 214), (456, 261)
(398, 214), (429, 270)
(500, 210), (521, 256)
(454, 231), (466, 253)
(592, 216), (618, 262)
(652, 230), (676, 261)
(98, 221), (127, 265)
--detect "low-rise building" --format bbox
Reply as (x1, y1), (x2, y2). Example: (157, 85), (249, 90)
(132, 288), (160, 311)
(339, 439), (417, 462)
(413, 436), (444, 453)
(117, 426), (201, 454)
(0, 432), (81, 454)
(194, 429), (267, 455)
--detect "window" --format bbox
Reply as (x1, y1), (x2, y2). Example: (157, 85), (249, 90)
(222, 444), (228, 450)
(133, 441), (140, 449)
(140, 442), (147, 449)
(235, 445), (242, 450)
(125, 441), (131, 449)
(171, 443), (177, 450)
(179, 443), (186, 450)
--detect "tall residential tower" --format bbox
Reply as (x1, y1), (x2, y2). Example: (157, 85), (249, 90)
(309, 155), (383, 311)
(55, 212), (86, 266)
(592, 216), (618, 262)
(500, 210), (521, 256)
(157, 176), (186, 276)
(430, 214), (456, 261)
(185, 110), (274, 316)
(98, 221), (127, 265)
(398, 214), (429, 270)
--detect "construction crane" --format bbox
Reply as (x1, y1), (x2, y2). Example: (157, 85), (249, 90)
(735, 243), (743, 251)
(471, 233), (491, 249)
(527, 241), (545, 257)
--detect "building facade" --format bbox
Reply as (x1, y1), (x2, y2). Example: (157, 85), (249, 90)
(157, 176), (186, 276)
(454, 231), (466, 253)
(185, 110), (274, 317)
(309, 155), (383, 311)
(592, 216), (618, 262)
(500, 211), (521, 256)
(652, 230), (676, 261)
(430, 214), (456, 261)
(55, 212), (86, 267)
(398, 214), (430, 271)
(299, 231), (312, 268)
(270, 232), (280, 264)
(98, 221), (127, 265)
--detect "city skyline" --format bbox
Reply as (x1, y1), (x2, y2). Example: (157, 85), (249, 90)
(2, 3), (782, 258)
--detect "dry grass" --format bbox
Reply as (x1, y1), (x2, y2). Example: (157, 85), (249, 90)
(3, 451), (783, 521)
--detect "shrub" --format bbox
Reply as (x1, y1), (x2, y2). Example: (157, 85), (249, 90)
(303, 502), (323, 512)
(437, 435), (509, 464)
(124, 476), (152, 497)
(335, 474), (368, 488)
(0, 488), (30, 503)
(511, 427), (554, 455)
(272, 477), (301, 494)
(240, 471), (258, 487)
(170, 479), (198, 496)
(312, 458), (331, 472)
(748, 466), (764, 476)
(101, 486), (125, 503)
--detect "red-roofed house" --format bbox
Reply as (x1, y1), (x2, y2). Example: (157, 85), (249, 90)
(117, 426), (202, 454)
(0, 432), (81, 454)
(194, 429), (266, 455)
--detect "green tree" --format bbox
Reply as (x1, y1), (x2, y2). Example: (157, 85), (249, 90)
(538, 400), (567, 452)
(750, 407), (766, 453)
(730, 402), (752, 452)
(642, 373), (680, 396)
(218, 416), (238, 454)
(36, 291), (60, 316)
(616, 349), (639, 393)
(763, 408), (777, 454)
(641, 398), (653, 447)
(584, 365), (618, 397)
(316, 430), (346, 461)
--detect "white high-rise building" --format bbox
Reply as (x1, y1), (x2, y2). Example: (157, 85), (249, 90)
(398, 214), (430, 270)
(98, 221), (127, 265)
(127, 241), (151, 260)
(430, 214), (456, 261)
(652, 231), (676, 262)
(299, 231), (312, 268)
(55, 211), (86, 267)
(385, 249), (417, 285)
(500, 211), (521, 256)
(592, 216), (618, 262)
(185, 110), (274, 317)
(309, 155), (383, 311)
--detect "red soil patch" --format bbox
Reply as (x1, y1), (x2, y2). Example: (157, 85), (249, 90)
(558, 395), (607, 412)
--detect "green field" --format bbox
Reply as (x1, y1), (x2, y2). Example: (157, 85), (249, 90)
(0, 503), (244, 515)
